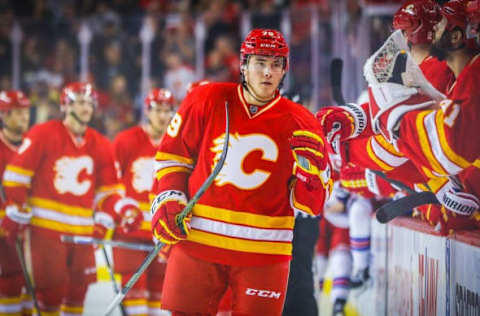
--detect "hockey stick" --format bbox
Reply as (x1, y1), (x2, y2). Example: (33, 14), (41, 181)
(330, 58), (346, 105)
(103, 101), (230, 316)
(61, 235), (155, 252)
(101, 245), (127, 316)
(376, 191), (438, 223)
(15, 237), (42, 316)
(328, 58), (439, 223)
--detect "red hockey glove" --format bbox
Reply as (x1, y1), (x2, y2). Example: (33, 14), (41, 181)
(368, 83), (435, 146)
(338, 165), (373, 198)
(151, 190), (190, 245)
(290, 130), (330, 191)
(1, 204), (31, 244)
(316, 104), (367, 154)
(417, 204), (477, 236)
(114, 198), (143, 233)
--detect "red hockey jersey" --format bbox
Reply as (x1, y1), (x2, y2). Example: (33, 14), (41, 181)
(154, 83), (328, 266)
(398, 54), (480, 178)
(346, 55), (455, 184)
(0, 133), (20, 224)
(113, 126), (157, 241)
(2, 120), (123, 237)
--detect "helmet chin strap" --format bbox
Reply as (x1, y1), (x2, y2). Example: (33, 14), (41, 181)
(69, 111), (90, 126)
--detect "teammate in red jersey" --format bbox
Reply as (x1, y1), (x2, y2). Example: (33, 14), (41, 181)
(112, 88), (175, 315)
(321, 0), (480, 233)
(0, 82), (143, 316)
(0, 90), (33, 316)
(150, 29), (333, 315)
(319, 0), (454, 185)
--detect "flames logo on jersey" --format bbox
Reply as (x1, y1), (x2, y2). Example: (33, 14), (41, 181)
(54, 156), (94, 195)
(131, 157), (155, 193)
(211, 133), (278, 190)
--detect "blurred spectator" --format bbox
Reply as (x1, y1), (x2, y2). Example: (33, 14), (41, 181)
(202, 0), (239, 54)
(29, 80), (62, 124)
(93, 39), (136, 95)
(163, 13), (195, 67)
(102, 74), (135, 139)
(205, 35), (239, 82)
(164, 52), (195, 101)
(0, 75), (11, 91)
(250, 0), (281, 30)
(21, 36), (45, 88)
(0, 2), (13, 77)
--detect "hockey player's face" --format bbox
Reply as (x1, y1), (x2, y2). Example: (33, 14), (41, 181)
(68, 96), (94, 123)
(148, 105), (173, 134)
(2, 108), (30, 134)
(430, 17), (450, 61)
(244, 55), (285, 99)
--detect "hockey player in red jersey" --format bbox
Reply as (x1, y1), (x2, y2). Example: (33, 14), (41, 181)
(150, 29), (332, 315)
(318, 0), (454, 186)
(0, 82), (143, 316)
(0, 90), (32, 316)
(321, 0), (480, 233)
(112, 88), (175, 316)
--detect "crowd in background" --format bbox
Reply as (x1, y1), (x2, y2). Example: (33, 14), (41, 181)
(0, 0), (402, 139)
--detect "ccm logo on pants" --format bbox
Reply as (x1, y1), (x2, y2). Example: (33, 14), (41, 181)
(245, 288), (282, 299)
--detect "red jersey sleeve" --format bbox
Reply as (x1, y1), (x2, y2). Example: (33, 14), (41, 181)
(2, 124), (48, 206)
(153, 86), (208, 195)
(398, 56), (480, 178)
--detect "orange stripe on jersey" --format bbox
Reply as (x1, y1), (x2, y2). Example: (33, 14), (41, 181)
(435, 110), (471, 169)
(188, 229), (292, 255)
(374, 135), (404, 157)
(474, 160), (480, 169)
(193, 204), (294, 229)
(3, 180), (30, 188)
(31, 217), (93, 235)
(156, 166), (191, 180)
(155, 152), (194, 165)
(28, 197), (93, 217)
(96, 183), (125, 194)
(416, 111), (447, 175)
(5, 165), (34, 176)
(366, 138), (394, 171)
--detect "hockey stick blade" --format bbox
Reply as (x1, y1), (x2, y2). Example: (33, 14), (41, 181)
(330, 58), (345, 105)
(104, 101), (230, 316)
(376, 191), (439, 223)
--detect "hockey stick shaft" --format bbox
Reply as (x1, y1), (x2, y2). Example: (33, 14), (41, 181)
(101, 246), (127, 316)
(376, 191), (438, 223)
(104, 101), (230, 316)
(15, 237), (42, 316)
(61, 235), (155, 252)
(330, 58), (346, 105)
